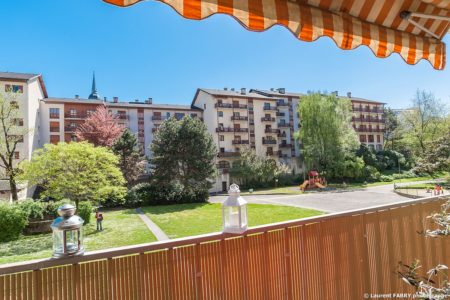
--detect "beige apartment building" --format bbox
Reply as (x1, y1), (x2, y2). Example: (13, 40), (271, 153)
(0, 71), (386, 198)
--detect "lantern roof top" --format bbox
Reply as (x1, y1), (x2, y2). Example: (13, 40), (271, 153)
(223, 184), (247, 207)
(51, 215), (84, 230)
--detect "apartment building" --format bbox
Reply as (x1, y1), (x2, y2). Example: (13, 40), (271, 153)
(344, 92), (385, 150)
(0, 72), (48, 200)
(0, 71), (387, 198)
(191, 88), (301, 192)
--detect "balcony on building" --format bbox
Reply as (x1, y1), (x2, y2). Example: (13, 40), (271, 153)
(263, 105), (277, 111)
(278, 151), (289, 158)
(215, 103), (248, 109)
(116, 114), (129, 120)
(232, 140), (249, 145)
(352, 106), (382, 113)
(152, 127), (160, 133)
(216, 127), (248, 133)
(266, 151), (275, 156)
(357, 128), (386, 133)
(276, 112), (285, 117)
(64, 126), (77, 133)
(64, 113), (87, 119)
(279, 143), (292, 148)
(277, 122), (290, 128)
(277, 131), (287, 138)
(264, 128), (279, 134)
(217, 151), (240, 158)
(231, 116), (248, 121)
(352, 117), (385, 123)
(261, 117), (275, 122)
(262, 138), (277, 145)
(276, 100), (289, 107)
(152, 115), (168, 121)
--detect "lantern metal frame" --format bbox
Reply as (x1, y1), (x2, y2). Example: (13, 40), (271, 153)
(222, 183), (248, 234)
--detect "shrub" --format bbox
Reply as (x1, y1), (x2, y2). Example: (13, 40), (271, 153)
(125, 182), (209, 207)
(44, 199), (75, 218)
(364, 166), (381, 182)
(380, 175), (394, 182)
(18, 199), (44, 220)
(101, 192), (126, 208)
(77, 202), (93, 225)
(0, 203), (28, 242)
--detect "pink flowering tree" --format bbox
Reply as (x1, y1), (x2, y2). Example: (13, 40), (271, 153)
(75, 106), (124, 147)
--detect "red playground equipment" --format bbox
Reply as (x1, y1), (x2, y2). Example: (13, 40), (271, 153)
(299, 170), (327, 191)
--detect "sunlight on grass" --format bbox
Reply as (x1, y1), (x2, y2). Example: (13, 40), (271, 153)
(142, 203), (323, 239)
(0, 208), (156, 265)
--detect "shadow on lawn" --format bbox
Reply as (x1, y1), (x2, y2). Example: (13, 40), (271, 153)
(139, 202), (211, 215)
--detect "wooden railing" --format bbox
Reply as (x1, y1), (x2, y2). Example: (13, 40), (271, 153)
(0, 195), (449, 299)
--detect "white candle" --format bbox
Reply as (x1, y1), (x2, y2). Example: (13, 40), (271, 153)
(230, 211), (240, 227)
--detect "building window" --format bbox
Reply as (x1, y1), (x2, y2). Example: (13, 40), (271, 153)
(70, 135), (77, 142)
(87, 109), (95, 116)
(264, 102), (270, 109)
(166, 112), (170, 118)
(14, 152), (19, 159)
(49, 108), (60, 119)
(50, 122), (59, 132)
(69, 109), (77, 117)
(175, 113), (185, 120)
(377, 135), (381, 143)
(359, 135), (366, 143)
(190, 113), (197, 118)
(368, 135), (374, 143)
(218, 111), (223, 117)
(219, 135), (224, 141)
(12, 118), (24, 126)
(5, 84), (23, 93)
(376, 144), (382, 151)
(50, 135), (60, 145)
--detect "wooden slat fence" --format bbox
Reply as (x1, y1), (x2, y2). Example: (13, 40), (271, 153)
(0, 195), (449, 299)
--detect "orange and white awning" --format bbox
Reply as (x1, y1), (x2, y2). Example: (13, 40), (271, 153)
(104, 0), (450, 70)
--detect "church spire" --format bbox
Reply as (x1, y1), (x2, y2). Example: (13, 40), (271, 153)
(88, 72), (100, 100)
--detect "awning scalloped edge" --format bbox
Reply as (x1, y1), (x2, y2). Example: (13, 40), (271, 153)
(104, 0), (446, 70)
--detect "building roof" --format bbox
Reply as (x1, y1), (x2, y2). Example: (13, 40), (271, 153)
(338, 95), (385, 105)
(42, 97), (199, 111)
(250, 88), (304, 98)
(0, 72), (40, 81)
(0, 71), (48, 98)
(198, 88), (273, 99)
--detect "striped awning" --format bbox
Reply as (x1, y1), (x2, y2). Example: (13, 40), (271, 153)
(104, 0), (450, 70)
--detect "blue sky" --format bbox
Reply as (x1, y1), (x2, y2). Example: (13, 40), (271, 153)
(1, 0), (449, 108)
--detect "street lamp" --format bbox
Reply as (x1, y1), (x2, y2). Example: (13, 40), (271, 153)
(51, 204), (84, 258)
(222, 184), (248, 234)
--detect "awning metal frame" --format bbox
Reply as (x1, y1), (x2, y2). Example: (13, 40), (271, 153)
(401, 10), (450, 39)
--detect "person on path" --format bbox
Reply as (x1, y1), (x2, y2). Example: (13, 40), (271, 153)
(95, 211), (104, 231)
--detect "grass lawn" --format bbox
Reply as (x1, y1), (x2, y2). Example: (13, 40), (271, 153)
(142, 203), (323, 239)
(0, 208), (156, 265)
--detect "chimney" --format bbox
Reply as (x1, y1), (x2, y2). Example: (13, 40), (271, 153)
(231, 88), (235, 92)
(135, 99), (139, 102)
(224, 87), (228, 91)
(270, 88), (274, 91)
(241, 88), (246, 95)
(278, 88), (285, 94)
(75, 95), (79, 99)
(145, 97), (153, 104)
(104, 97), (107, 101)
(113, 96), (119, 103)
(347, 92), (352, 98)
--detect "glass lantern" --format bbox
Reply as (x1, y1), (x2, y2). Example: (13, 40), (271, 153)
(50, 204), (85, 258)
(222, 183), (248, 234)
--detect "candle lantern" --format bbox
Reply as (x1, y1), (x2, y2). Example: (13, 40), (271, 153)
(51, 204), (84, 258)
(222, 183), (248, 234)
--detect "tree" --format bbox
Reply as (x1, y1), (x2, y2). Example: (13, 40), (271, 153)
(112, 129), (146, 187)
(19, 142), (126, 208)
(401, 90), (447, 156)
(296, 93), (359, 178)
(230, 147), (290, 187)
(0, 92), (31, 201)
(414, 131), (450, 175)
(383, 107), (402, 150)
(75, 106), (124, 147)
(150, 117), (217, 195)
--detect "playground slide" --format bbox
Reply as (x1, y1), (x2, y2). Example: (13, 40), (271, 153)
(300, 180), (309, 189)
(315, 182), (326, 189)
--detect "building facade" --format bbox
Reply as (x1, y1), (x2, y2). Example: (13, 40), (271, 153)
(0, 71), (387, 198)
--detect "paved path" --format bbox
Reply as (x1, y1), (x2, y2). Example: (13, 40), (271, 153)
(209, 183), (425, 213)
(135, 208), (169, 241)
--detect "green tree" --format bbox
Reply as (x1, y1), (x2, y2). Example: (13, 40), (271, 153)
(19, 142), (126, 208)
(230, 147), (290, 187)
(0, 92), (31, 201)
(150, 117), (217, 195)
(383, 107), (402, 150)
(112, 129), (146, 187)
(296, 93), (359, 178)
(414, 130), (450, 174)
(401, 90), (447, 156)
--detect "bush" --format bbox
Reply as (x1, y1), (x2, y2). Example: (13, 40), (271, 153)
(101, 192), (126, 208)
(125, 182), (209, 207)
(0, 203), (28, 242)
(44, 199), (75, 218)
(364, 166), (381, 182)
(77, 202), (93, 225)
(380, 175), (394, 182)
(18, 199), (44, 220)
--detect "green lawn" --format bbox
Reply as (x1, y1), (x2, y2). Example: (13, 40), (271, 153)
(0, 208), (156, 265)
(142, 203), (323, 239)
